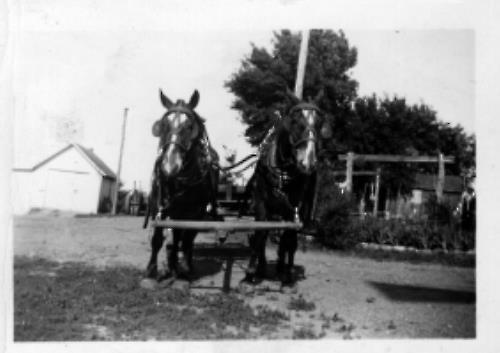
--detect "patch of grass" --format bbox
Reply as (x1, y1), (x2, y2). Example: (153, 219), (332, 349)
(14, 256), (289, 341)
(292, 327), (318, 339)
(287, 295), (316, 311)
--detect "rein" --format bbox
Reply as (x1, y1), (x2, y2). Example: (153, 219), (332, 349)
(219, 154), (258, 172)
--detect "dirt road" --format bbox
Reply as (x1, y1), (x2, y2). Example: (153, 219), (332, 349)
(13, 214), (475, 339)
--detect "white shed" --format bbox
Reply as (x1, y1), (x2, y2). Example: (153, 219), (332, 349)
(12, 143), (117, 215)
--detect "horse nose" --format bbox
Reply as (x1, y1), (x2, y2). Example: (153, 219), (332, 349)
(163, 161), (180, 176)
(162, 148), (183, 176)
(300, 144), (317, 173)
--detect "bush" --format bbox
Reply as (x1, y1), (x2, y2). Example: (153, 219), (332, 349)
(317, 216), (474, 251)
(287, 295), (316, 311)
(315, 169), (475, 251)
(314, 165), (357, 249)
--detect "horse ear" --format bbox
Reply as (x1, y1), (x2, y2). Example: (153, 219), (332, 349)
(314, 88), (325, 104)
(285, 87), (300, 104)
(188, 89), (200, 109)
(320, 121), (332, 139)
(151, 120), (163, 137)
(159, 89), (173, 109)
(190, 121), (200, 139)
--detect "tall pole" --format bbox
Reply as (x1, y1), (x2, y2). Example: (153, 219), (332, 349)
(294, 29), (310, 100)
(112, 107), (128, 215)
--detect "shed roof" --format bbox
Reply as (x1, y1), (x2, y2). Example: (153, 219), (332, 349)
(13, 143), (116, 179)
(73, 144), (116, 179)
(414, 173), (463, 193)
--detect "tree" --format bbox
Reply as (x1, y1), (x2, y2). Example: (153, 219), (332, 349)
(226, 30), (475, 197)
(225, 29), (358, 146)
(347, 95), (476, 195)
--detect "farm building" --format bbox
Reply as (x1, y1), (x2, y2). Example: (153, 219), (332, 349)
(12, 143), (117, 215)
(412, 173), (463, 205)
(385, 173), (464, 218)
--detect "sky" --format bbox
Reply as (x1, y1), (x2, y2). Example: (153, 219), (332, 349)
(8, 1), (475, 191)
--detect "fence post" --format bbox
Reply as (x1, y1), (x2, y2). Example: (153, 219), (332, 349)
(436, 152), (445, 203)
(346, 152), (354, 193)
(373, 167), (381, 217)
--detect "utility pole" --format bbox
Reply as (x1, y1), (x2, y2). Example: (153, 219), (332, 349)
(112, 107), (128, 215)
(294, 29), (310, 100)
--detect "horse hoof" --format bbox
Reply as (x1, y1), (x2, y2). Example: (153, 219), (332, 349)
(145, 266), (158, 280)
(159, 269), (174, 281)
(238, 281), (255, 295)
(140, 278), (158, 290)
(275, 263), (285, 276)
(281, 283), (298, 294)
(242, 271), (257, 283)
(280, 272), (295, 287)
(256, 266), (267, 280)
(171, 279), (190, 292)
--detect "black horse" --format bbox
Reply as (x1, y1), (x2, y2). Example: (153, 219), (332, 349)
(243, 93), (331, 285)
(144, 89), (219, 281)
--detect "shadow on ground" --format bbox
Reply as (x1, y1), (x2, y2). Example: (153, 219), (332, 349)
(190, 258), (224, 280)
(368, 281), (475, 304)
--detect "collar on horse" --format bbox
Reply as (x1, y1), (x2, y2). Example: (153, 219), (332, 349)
(288, 102), (322, 115)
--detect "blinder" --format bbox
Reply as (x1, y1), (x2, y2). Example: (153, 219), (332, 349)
(285, 102), (332, 146)
(152, 107), (201, 150)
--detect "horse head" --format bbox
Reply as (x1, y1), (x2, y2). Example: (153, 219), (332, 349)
(280, 89), (332, 174)
(151, 89), (204, 177)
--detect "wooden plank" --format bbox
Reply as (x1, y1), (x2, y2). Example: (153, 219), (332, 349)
(338, 154), (455, 163)
(193, 243), (251, 258)
(152, 219), (303, 231)
(332, 170), (377, 176)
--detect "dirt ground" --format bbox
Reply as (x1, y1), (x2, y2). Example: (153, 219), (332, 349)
(13, 213), (475, 339)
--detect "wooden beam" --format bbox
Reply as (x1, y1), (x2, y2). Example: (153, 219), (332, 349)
(152, 220), (303, 231)
(332, 170), (378, 176)
(338, 154), (455, 164)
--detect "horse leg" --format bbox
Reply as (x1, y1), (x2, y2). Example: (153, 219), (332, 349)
(243, 232), (258, 282)
(180, 230), (197, 279)
(167, 229), (181, 277)
(255, 229), (268, 279)
(244, 203), (266, 283)
(278, 229), (297, 285)
(285, 230), (298, 285)
(276, 230), (286, 276)
(145, 226), (164, 279)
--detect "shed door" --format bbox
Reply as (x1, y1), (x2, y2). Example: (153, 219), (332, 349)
(44, 169), (90, 212)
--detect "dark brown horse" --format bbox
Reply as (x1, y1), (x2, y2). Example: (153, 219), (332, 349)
(243, 93), (331, 286)
(144, 89), (219, 281)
